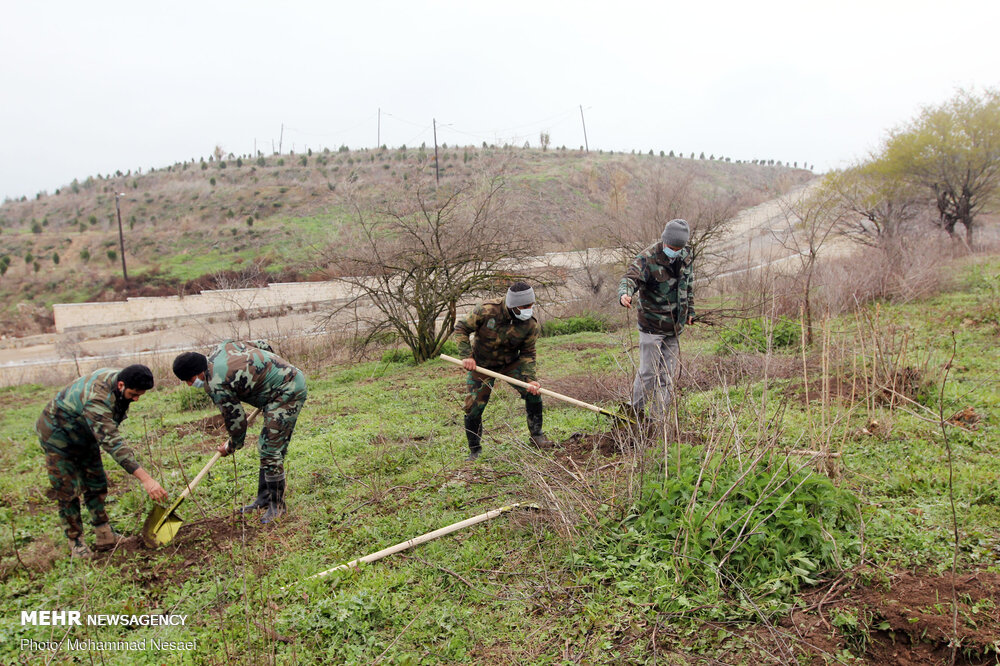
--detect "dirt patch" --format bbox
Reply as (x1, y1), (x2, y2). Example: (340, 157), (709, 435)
(175, 414), (228, 447)
(545, 373), (630, 409)
(948, 406), (982, 429)
(553, 342), (610, 351)
(725, 570), (1000, 665)
(92, 514), (267, 587)
(784, 374), (867, 405)
(678, 352), (801, 391)
(557, 430), (623, 460)
(0, 536), (60, 580)
(785, 365), (927, 407)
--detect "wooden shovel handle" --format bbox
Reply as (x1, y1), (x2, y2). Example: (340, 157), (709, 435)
(175, 407), (261, 502)
(440, 354), (611, 417)
(176, 451), (222, 502)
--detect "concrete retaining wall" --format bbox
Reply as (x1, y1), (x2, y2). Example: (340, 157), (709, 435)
(53, 281), (358, 333)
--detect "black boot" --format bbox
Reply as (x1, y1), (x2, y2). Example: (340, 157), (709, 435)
(464, 414), (483, 461)
(241, 468), (268, 514)
(261, 475), (286, 524)
(526, 401), (552, 447)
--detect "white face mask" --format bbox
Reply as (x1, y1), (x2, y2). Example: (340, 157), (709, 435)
(514, 307), (533, 321)
(192, 377), (205, 389)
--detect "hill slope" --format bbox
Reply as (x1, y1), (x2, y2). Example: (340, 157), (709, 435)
(0, 147), (813, 335)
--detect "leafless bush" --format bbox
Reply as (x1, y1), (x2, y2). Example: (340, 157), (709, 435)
(677, 351), (800, 392)
(318, 162), (552, 362)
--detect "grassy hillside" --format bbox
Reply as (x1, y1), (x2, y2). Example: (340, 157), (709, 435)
(0, 256), (997, 663)
(0, 147), (813, 335)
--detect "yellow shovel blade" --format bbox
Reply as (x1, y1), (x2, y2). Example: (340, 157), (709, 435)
(140, 503), (185, 548)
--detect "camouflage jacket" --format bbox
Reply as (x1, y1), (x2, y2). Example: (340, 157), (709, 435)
(202, 340), (302, 450)
(453, 298), (539, 380)
(618, 243), (695, 336)
(36, 368), (141, 474)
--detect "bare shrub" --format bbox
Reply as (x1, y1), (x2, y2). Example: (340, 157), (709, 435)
(319, 162), (550, 362)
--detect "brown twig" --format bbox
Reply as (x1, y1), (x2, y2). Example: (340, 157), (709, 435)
(252, 619), (294, 643)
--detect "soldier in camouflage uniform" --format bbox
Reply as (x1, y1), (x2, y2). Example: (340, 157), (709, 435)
(618, 219), (696, 417)
(36, 365), (168, 558)
(453, 281), (550, 461)
(172, 340), (306, 524)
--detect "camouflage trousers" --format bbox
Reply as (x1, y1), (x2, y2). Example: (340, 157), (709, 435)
(256, 372), (307, 481)
(41, 447), (109, 540)
(463, 359), (542, 421)
(632, 330), (680, 417)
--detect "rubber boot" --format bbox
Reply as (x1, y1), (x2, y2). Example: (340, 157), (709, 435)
(93, 523), (124, 551)
(261, 475), (286, 525)
(69, 536), (92, 559)
(241, 468), (269, 513)
(526, 401), (552, 447)
(464, 414), (483, 461)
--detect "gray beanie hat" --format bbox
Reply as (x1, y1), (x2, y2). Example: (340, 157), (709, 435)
(662, 219), (690, 248)
(505, 284), (536, 308)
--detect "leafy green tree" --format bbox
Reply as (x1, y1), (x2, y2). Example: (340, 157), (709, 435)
(879, 88), (1000, 246)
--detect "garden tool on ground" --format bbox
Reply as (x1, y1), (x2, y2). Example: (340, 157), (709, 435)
(290, 502), (541, 587)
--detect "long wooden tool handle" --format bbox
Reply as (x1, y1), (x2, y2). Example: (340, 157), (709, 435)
(440, 354), (608, 416)
(306, 503), (521, 581)
(176, 407), (262, 502)
(177, 451), (222, 501)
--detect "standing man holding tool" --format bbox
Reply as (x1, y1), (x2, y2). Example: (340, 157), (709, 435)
(36, 365), (168, 558)
(453, 281), (551, 461)
(172, 340), (307, 524)
(618, 218), (696, 419)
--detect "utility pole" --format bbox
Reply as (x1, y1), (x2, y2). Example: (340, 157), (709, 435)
(114, 193), (128, 281)
(433, 118), (440, 185)
(377, 107), (381, 148)
(579, 105), (589, 153)
(278, 123), (284, 154)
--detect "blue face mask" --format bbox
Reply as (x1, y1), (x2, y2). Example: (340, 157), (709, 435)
(192, 377), (205, 389)
(663, 246), (682, 260)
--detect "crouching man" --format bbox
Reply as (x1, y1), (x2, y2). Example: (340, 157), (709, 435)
(172, 340), (307, 524)
(37, 365), (168, 558)
(454, 281), (551, 461)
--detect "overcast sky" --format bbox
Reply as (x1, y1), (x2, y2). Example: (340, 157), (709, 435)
(2, 0), (998, 201)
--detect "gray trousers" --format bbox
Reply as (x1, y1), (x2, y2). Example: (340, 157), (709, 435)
(632, 330), (680, 416)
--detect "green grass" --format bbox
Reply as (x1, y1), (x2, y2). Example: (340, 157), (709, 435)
(1, 257), (998, 663)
